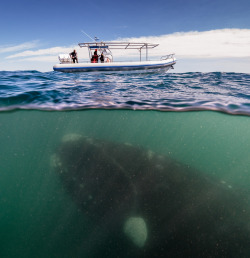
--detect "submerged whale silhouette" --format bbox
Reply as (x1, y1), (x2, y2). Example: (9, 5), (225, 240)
(52, 134), (250, 257)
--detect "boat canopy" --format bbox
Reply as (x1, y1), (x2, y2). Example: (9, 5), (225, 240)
(78, 42), (158, 49)
(78, 42), (159, 61)
(88, 45), (109, 49)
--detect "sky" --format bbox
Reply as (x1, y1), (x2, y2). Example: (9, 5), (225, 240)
(1, 0), (250, 73)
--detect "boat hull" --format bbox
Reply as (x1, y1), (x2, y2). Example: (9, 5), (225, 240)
(53, 59), (176, 73)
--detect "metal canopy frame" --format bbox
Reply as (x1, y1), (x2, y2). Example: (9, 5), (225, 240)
(78, 42), (159, 61)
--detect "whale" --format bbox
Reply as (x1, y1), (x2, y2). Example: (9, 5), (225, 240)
(51, 134), (250, 257)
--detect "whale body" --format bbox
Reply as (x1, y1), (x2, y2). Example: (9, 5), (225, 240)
(52, 134), (250, 257)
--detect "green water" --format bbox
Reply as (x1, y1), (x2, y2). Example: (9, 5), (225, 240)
(0, 110), (250, 257)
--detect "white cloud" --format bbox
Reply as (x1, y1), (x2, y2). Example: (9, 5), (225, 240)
(0, 41), (39, 54)
(119, 29), (250, 59)
(6, 46), (77, 59)
(12, 55), (59, 62)
(6, 29), (250, 61)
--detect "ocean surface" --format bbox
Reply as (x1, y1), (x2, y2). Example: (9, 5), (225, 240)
(1, 70), (250, 257)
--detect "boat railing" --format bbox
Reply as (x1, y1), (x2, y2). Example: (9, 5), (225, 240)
(160, 54), (175, 61)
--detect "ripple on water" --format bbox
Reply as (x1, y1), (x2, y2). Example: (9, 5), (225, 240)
(0, 71), (250, 115)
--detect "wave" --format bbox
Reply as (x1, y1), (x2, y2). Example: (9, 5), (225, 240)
(0, 71), (250, 115)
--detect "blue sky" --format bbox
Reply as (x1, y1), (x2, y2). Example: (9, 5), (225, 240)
(1, 0), (250, 72)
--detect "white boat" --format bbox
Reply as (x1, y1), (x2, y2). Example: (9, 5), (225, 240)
(53, 42), (176, 73)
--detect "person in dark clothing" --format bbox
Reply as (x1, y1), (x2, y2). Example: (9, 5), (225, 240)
(100, 52), (104, 63)
(91, 49), (99, 63)
(70, 50), (78, 63)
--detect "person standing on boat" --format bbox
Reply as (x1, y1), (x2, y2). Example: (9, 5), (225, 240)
(70, 50), (78, 63)
(100, 52), (104, 63)
(91, 49), (99, 63)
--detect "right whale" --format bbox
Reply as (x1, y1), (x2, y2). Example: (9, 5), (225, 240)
(52, 134), (250, 257)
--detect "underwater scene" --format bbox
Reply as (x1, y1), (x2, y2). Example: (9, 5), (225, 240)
(0, 71), (250, 257)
